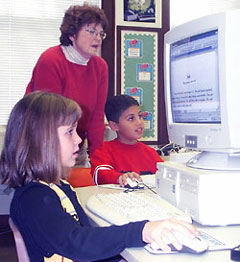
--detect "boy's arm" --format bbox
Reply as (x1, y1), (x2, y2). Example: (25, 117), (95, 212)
(90, 145), (122, 185)
(91, 165), (122, 185)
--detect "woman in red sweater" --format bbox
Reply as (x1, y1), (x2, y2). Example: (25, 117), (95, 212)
(25, 4), (109, 157)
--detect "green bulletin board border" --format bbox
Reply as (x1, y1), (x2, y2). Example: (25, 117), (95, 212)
(117, 27), (159, 142)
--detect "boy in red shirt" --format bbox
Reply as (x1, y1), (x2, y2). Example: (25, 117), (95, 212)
(90, 94), (163, 186)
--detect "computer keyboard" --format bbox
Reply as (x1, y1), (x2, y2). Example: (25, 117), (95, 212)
(86, 191), (192, 225)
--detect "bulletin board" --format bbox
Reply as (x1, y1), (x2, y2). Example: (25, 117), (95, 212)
(119, 29), (158, 141)
(103, 0), (170, 145)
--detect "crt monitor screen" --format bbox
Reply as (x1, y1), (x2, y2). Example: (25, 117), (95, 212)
(164, 10), (240, 171)
(170, 29), (221, 124)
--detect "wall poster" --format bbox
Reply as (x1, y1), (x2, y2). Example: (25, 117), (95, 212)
(115, 0), (162, 28)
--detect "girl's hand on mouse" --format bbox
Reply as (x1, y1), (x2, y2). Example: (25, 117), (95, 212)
(118, 172), (142, 187)
(142, 219), (199, 252)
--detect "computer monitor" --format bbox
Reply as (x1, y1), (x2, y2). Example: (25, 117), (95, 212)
(164, 9), (240, 171)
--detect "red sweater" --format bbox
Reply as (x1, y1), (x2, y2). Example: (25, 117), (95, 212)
(90, 139), (163, 184)
(25, 45), (108, 155)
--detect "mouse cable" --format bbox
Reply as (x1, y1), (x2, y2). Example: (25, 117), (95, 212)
(141, 181), (157, 195)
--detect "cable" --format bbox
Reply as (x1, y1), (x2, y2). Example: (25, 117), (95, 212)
(141, 181), (157, 194)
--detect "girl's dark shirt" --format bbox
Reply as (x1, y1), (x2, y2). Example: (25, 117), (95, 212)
(10, 181), (147, 262)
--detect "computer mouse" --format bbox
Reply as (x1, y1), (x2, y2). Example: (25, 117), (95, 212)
(146, 233), (208, 254)
(173, 232), (208, 254)
(124, 177), (144, 189)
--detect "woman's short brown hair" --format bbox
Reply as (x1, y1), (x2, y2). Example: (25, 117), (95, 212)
(60, 4), (108, 46)
(0, 91), (82, 188)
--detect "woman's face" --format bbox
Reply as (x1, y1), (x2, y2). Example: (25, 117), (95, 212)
(70, 23), (105, 59)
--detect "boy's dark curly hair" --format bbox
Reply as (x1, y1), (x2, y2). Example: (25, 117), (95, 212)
(60, 4), (108, 46)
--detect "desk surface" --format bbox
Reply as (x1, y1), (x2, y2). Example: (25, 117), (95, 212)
(75, 186), (239, 262)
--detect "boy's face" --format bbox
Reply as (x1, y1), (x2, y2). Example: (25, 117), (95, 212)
(110, 105), (144, 144)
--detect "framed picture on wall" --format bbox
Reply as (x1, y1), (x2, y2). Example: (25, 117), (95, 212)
(116, 0), (162, 28)
(117, 27), (159, 142)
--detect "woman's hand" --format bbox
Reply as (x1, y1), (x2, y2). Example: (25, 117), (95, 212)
(142, 219), (199, 252)
(118, 172), (142, 187)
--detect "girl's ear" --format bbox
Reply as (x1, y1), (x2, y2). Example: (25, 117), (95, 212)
(108, 121), (119, 132)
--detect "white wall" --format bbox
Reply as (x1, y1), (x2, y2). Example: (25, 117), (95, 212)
(0, 125), (6, 152)
(0, 125), (14, 215)
(170, 0), (240, 28)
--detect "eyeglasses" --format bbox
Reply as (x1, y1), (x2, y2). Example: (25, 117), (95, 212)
(85, 29), (107, 40)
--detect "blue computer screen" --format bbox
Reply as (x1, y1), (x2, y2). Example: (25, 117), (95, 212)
(170, 29), (221, 123)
